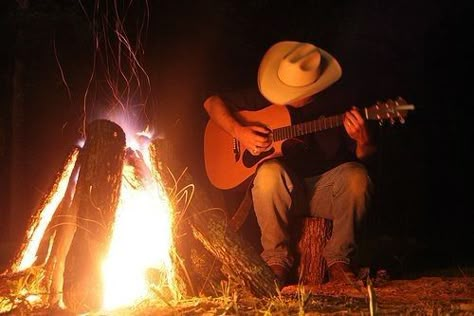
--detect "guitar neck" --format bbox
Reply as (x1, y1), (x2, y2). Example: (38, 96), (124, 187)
(271, 100), (415, 142)
(272, 112), (347, 141)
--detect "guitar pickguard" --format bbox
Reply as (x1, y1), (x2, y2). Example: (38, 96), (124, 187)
(242, 148), (275, 168)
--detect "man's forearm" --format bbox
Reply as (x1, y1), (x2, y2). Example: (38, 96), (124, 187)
(204, 95), (242, 138)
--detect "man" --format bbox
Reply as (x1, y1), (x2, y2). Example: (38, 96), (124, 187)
(203, 41), (376, 286)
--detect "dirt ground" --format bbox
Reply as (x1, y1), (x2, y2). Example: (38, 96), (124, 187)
(281, 276), (474, 314)
(2, 242), (474, 315)
(4, 276), (472, 315)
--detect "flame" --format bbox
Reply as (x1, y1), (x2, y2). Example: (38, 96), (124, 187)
(14, 149), (79, 272)
(4, 130), (179, 313)
(101, 139), (178, 310)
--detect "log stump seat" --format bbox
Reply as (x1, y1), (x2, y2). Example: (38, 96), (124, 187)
(290, 217), (333, 285)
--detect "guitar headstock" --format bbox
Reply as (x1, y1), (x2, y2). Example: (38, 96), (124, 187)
(365, 97), (415, 125)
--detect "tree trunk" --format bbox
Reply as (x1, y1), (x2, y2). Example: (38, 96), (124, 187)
(150, 139), (278, 297)
(290, 217), (333, 285)
(60, 120), (125, 313)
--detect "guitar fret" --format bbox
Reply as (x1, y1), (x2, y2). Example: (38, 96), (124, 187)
(272, 110), (365, 141)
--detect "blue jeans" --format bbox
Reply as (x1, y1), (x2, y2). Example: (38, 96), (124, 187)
(251, 160), (373, 270)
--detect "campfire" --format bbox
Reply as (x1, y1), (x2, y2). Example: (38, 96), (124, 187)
(0, 119), (181, 314)
(1, 118), (283, 315)
(1, 1), (346, 314)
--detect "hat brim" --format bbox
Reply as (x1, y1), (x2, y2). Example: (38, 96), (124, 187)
(258, 41), (342, 105)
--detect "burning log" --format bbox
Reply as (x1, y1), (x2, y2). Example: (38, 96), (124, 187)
(150, 140), (278, 297)
(2, 119), (277, 315)
(7, 147), (80, 274)
(147, 140), (223, 296)
(49, 119), (126, 312)
(0, 147), (80, 313)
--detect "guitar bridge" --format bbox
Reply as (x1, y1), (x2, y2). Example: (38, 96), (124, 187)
(233, 138), (240, 162)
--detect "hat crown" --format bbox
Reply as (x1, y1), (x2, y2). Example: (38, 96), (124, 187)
(277, 43), (322, 87)
(258, 40), (342, 105)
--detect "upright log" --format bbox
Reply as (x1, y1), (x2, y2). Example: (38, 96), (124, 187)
(8, 147), (80, 273)
(61, 120), (125, 313)
(290, 217), (333, 285)
(150, 139), (278, 297)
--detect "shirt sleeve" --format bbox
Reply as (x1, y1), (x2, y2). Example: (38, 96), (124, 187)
(218, 86), (270, 111)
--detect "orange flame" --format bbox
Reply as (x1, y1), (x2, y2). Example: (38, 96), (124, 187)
(13, 149), (79, 272)
(5, 134), (180, 312)
(102, 145), (179, 310)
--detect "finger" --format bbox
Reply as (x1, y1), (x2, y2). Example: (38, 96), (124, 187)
(343, 119), (354, 133)
(259, 135), (273, 144)
(346, 112), (362, 129)
(260, 140), (272, 148)
(350, 108), (364, 124)
(251, 125), (271, 134)
(254, 131), (272, 144)
(344, 112), (356, 127)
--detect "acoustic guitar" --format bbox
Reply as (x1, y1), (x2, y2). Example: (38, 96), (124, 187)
(204, 97), (415, 190)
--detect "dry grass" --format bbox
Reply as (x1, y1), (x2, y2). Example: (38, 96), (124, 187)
(2, 270), (474, 315)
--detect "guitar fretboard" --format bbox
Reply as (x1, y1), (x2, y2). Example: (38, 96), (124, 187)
(272, 114), (345, 141)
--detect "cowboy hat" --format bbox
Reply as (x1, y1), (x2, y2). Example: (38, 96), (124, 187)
(258, 41), (342, 105)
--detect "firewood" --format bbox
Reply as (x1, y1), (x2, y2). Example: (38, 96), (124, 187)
(150, 139), (278, 298)
(7, 147), (80, 273)
(60, 119), (125, 313)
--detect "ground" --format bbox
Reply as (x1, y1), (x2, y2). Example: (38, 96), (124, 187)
(3, 275), (473, 315)
(2, 241), (474, 315)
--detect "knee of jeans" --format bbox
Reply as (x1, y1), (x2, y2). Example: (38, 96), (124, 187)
(337, 162), (372, 198)
(253, 160), (293, 192)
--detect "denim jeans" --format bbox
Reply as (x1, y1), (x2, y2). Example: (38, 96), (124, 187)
(251, 159), (373, 270)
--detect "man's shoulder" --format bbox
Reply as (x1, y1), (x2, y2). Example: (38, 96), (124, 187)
(218, 86), (269, 111)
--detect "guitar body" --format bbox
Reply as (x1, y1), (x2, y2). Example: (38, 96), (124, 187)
(204, 104), (291, 190)
(204, 97), (414, 190)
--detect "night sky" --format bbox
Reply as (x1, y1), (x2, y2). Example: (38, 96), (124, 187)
(0, 1), (472, 275)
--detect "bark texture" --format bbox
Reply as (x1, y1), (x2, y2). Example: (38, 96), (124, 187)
(150, 139), (278, 298)
(291, 217), (333, 285)
(61, 120), (125, 313)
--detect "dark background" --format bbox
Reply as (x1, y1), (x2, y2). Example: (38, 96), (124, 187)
(0, 0), (471, 277)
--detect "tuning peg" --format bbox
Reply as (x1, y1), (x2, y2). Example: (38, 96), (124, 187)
(396, 96), (407, 105)
(399, 116), (405, 124)
(390, 118), (395, 125)
(379, 120), (384, 127)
